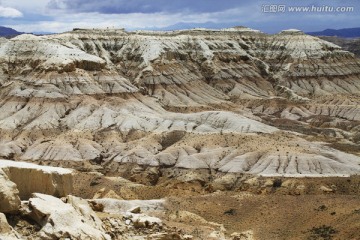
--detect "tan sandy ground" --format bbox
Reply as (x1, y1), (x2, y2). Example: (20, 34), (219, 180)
(64, 167), (360, 240)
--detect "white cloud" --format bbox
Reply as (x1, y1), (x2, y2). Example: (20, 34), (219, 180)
(3, 0), (359, 33)
(6, 7), (258, 33)
(2, 0), (48, 13)
(0, 5), (22, 18)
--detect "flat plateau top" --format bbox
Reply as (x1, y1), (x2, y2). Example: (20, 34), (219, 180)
(0, 159), (73, 174)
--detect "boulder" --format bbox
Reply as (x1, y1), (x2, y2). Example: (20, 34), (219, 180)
(0, 213), (12, 234)
(320, 185), (333, 193)
(211, 174), (237, 191)
(130, 206), (141, 214)
(66, 195), (105, 228)
(90, 198), (164, 230)
(244, 177), (260, 187)
(90, 198), (165, 215)
(130, 214), (162, 229)
(0, 169), (21, 213)
(0, 160), (73, 199)
(27, 193), (110, 240)
(0, 213), (20, 239)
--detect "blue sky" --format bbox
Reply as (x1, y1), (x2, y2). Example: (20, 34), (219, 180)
(0, 0), (359, 33)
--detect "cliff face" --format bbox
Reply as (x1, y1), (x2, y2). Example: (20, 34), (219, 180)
(0, 27), (360, 176)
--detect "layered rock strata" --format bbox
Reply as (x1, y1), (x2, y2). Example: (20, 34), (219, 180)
(0, 27), (360, 176)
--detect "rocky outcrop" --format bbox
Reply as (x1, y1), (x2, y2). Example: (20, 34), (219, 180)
(0, 212), (20, 240)
(0, 162), (78, 238)
(0, 169), (21, 213)
(0, 213), (12, 234)
(0, 34), (106, 74)
(0, 160), (73, 199)
(90, 198), (165, 215)
(24, 193), (110, 240)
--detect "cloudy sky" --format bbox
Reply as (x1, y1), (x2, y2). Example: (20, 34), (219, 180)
(0, 0), (359, 33)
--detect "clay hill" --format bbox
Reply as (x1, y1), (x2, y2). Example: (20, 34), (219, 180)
(319, 36), (360, 58)
(0, 27), (360, 239)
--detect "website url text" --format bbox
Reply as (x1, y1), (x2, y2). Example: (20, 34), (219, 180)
(262, 5), (354, 13)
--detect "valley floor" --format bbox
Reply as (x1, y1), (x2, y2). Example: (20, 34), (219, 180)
(64, 161), (360, 239)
